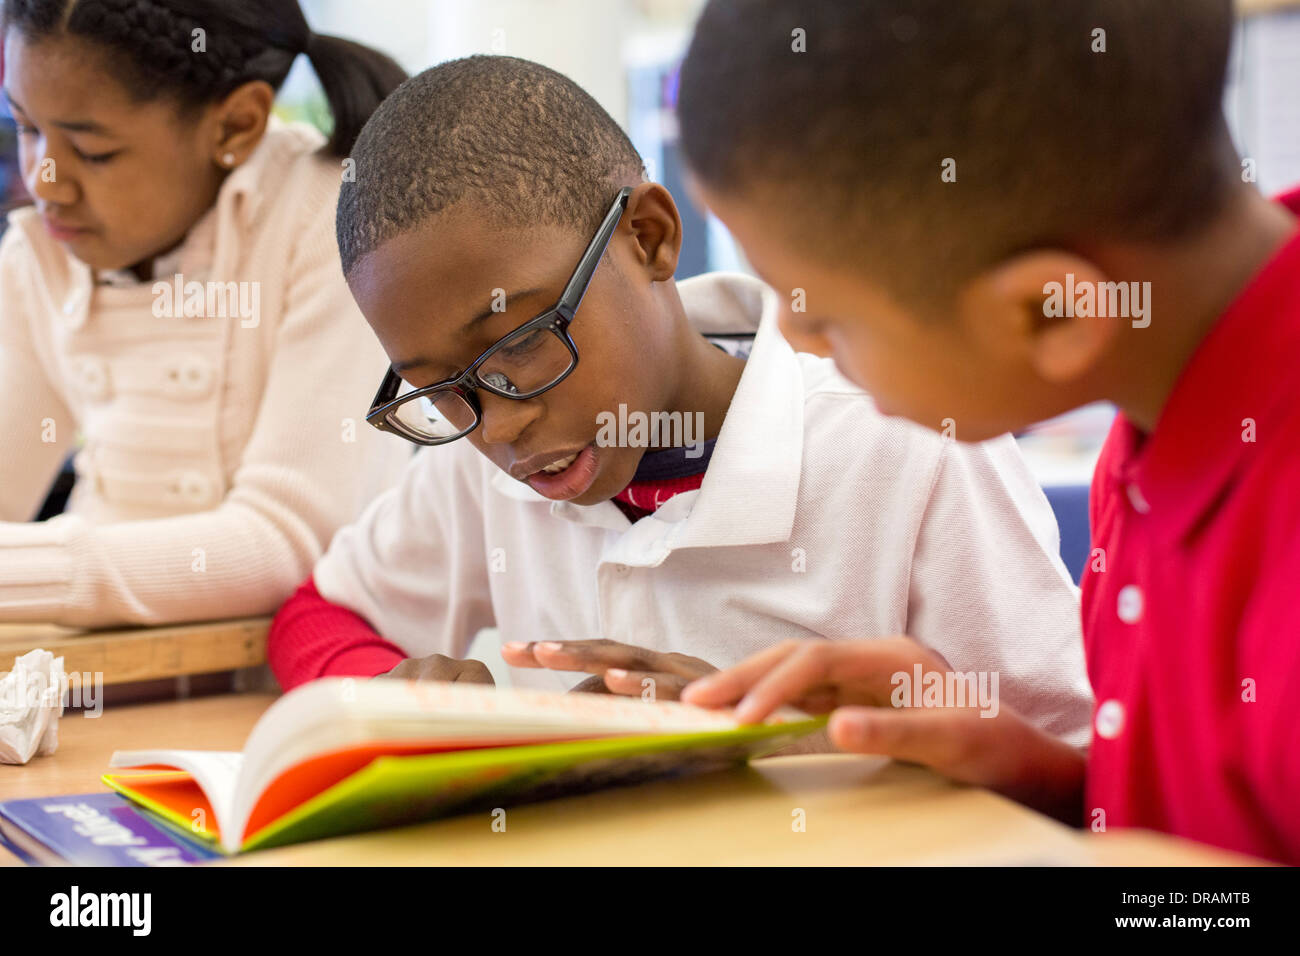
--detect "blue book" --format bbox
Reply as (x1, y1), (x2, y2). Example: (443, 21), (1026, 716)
(0, 792), (221, 866)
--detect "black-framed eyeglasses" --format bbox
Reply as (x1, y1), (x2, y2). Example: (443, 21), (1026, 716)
(366, 187), (633, 446)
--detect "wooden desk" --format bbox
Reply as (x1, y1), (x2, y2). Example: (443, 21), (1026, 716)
(0, 618), (269, 685)
(0, 693), (1258, 867)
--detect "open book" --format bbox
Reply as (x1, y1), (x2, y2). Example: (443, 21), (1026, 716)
(103, 678), (823, 855)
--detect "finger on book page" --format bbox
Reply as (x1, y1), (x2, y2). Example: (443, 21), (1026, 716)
(680, 640), (806, 711)
(527, 639), (665, 675)
(603, 668), (690, 701)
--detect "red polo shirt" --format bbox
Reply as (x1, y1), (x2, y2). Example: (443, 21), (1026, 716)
(1081, 188), (1300, 863)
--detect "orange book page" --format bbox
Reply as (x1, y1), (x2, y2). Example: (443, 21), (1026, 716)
(241, 735), (586, 842)
(110, 772), (220, 839)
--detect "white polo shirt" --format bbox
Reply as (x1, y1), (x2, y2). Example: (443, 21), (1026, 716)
(315, 273), (1093, 745)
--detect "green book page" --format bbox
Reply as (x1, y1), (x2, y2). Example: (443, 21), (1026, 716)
(100, 774), (225, 851)
(243, 717), (827, 852)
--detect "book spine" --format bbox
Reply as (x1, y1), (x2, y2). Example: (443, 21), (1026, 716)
(0, 795), (222, 866)
(0, 830), (41, 866)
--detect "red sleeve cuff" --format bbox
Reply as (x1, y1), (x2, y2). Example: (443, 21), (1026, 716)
(318, 644), (407, 680)
(268, 577), (408, 691)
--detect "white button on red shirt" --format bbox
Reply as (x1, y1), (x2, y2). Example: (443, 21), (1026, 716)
(1116, 585), (1143, 624)
(1094, 700), (1125, 740)
(1125, 482), (1151, 514)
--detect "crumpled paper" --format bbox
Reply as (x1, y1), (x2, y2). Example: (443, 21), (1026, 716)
(0, 649), (65, 765)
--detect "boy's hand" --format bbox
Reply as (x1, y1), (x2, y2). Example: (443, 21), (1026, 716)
(681, 638), (1086, 824)
(501, 639), (716, 701)
(378, 654), (495, 684)
(682, 637), (945, 719)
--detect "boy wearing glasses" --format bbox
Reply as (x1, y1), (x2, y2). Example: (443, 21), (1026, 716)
(268, 56), (1092, 748)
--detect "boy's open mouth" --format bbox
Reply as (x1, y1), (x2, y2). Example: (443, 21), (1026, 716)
(522, 442), (600, 501)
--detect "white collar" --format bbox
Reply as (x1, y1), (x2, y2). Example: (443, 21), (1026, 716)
(489, 272), (804, 552)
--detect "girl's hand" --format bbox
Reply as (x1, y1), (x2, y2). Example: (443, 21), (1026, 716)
(502, 639), (716, 701)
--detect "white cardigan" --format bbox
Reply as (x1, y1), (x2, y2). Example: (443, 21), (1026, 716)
(0, 122), (409, 627)
(315, 273), (1095, 746)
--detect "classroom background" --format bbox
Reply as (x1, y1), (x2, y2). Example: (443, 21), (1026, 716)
(2, 0), (1297, 586)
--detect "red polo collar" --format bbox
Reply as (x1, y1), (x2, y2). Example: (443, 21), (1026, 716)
(1103, 188), (1300, 538)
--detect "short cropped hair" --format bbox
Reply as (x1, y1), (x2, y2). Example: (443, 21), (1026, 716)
(677, 0), (1238, 303)
(337, 55), (645, 274)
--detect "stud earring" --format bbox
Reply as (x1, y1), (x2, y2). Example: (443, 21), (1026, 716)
(222, 152), (236, 167)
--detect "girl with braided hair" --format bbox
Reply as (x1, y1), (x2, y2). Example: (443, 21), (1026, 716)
(0, 0), (412, 627)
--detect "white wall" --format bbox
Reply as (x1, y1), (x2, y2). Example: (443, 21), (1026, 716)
(423, 0), (632, 127)
(1227, 10), (1300, 195)
(296, 0), (640, 129)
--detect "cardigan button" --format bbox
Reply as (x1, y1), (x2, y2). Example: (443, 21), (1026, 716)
(75, 357), (112, 402)
(174, 471), (214, 506)
(165, 356), (214, 397)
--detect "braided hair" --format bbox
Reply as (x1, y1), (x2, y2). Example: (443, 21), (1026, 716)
(3, 0), (407, 156)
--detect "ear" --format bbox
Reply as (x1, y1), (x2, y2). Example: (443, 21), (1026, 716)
(208, 80), (274, 169)
(623, 182), (681, 282)
(958, 250), (1121, 385)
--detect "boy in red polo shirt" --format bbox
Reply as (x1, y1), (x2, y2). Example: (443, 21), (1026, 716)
(675, 0), (1300, 862)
